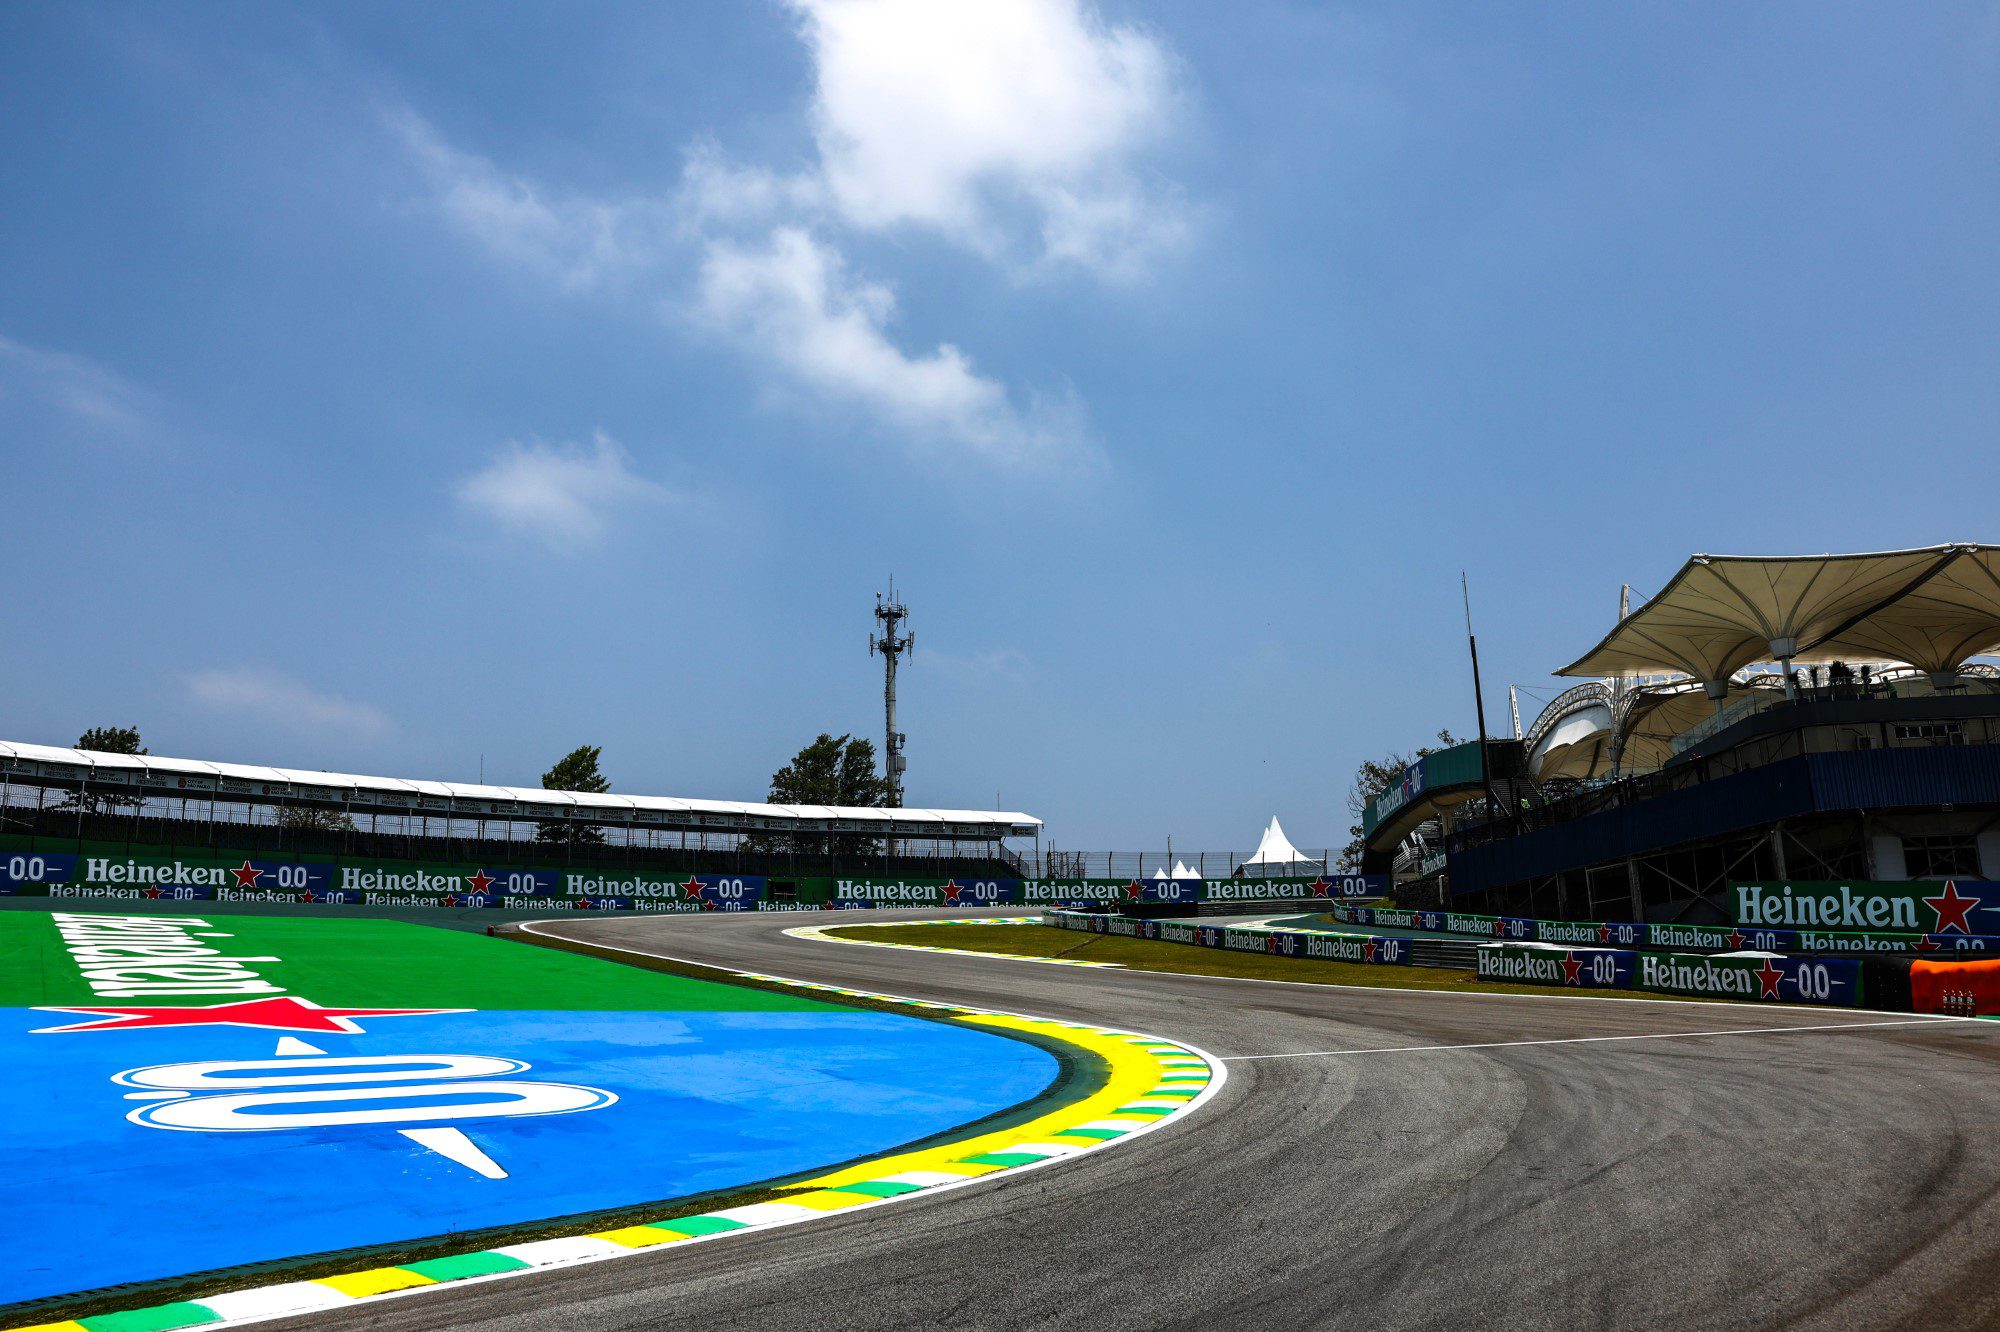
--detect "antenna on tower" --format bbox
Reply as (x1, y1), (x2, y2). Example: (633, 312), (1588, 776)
(868, 578), (913, 807)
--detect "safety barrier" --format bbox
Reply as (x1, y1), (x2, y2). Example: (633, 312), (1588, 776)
(1045, 909), (1876, 1008)
(0, 838), (1383, 912)
(1319, 901), (2000, 957)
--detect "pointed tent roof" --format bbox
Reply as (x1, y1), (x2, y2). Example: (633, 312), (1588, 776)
(1243, 817), (1323, 868)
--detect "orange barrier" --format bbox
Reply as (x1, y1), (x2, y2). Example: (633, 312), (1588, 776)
(1910, 957), (2000, 1015)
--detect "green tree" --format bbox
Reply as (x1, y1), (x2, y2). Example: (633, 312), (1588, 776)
(537, 744), (610, 845)
(747, 734), (892, 859)
(78, 726), (145, 755)
(768, 733), (893, 808)
(64, 725), (147, 813)
(1337, 729), (1462, 871)
(276, 806), (356, 832)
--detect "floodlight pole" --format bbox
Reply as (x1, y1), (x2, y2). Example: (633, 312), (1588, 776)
(1463, 574), (1500, 824)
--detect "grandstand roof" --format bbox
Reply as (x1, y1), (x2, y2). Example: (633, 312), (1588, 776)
(1558, 544), (2000, 683)
(0, 740), (1040, 837)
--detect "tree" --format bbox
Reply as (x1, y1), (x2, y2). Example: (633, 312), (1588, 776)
(276, 807), (356, 832)
(63, 725), (147, 813)
(746, 734), (893, 858)
(78, 726), (145, 755)
(537, 744), (610, 845)
(1337, 729), (1462, 871)
(769, 734), (893, 808)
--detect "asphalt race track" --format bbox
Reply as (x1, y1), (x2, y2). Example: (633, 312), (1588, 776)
(260, 908), (2000, 1332)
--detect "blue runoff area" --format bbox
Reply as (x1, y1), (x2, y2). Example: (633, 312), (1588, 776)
(2, 1009), (1058, 1304)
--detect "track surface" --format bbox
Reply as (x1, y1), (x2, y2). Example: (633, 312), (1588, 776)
(258, 908), (2000, 1331)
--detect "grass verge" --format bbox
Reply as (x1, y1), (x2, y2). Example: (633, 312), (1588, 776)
(825, 922), (1727, 1002)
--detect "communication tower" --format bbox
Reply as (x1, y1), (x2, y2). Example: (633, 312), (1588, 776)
(869, 581), (913, 806)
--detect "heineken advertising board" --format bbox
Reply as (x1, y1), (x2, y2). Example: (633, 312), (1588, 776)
(1050, 912), (1415, 964)
(1635, 951), (1863, 1006)
(831, 877), (1019, 908)
(1023, 874), (1381, 905)
(1477, 944), (1634, 989)
(0, 911), (1060, 1306)
(1733, 880), (2000, 935)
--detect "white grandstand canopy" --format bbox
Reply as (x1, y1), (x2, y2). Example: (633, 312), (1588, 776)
(1559, 544), (2000, 687)
(0, 740), (1040, 838)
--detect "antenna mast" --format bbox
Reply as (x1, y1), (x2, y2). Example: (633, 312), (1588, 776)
(869, 580), (913, 806)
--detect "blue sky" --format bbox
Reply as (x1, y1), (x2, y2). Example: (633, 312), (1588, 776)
(3, 2), (1997, 852)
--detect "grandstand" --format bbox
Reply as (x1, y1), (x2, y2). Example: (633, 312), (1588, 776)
(0, 739), (1039, 878)
(1364, 544), (2000, 922)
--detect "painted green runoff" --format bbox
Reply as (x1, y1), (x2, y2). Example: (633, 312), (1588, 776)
(1, 910), (835, 1011)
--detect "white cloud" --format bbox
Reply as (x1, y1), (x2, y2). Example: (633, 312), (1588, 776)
(456, 432), (669, 550)
(394, 112), (671, 292)
(927, 646), (1032, 683)
(790, 0), (1188, 275)
(397, 0), (1189, 471)
(189, 668), (391, 739)
(0, 333), (154, 442)
(695, 228), (1089, 470)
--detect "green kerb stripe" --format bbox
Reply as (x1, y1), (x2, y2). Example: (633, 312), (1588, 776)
(81, 1304), (224, 1332)
(956, 1151), (1048, 1167)
(401, 1251), (532, 1281)
(649, 1215), (745, 1237)
(828, 1179), (923, 1197)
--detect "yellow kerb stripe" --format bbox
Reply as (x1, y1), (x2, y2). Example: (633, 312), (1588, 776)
(315, 1267), (436, 1297)
(790, 1015), (1178, 1190)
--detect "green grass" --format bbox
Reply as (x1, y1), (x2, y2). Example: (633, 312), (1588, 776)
(828, 922), (1727, 1002)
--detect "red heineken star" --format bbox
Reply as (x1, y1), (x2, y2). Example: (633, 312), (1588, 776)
(1727, 929), (1747, 950)
(1124, 880), (1146, 902)
(231, 860), (264, 888)
(1363, 938), (1378, 963)
(1925, 882), (1981, 935)
(296, 890), (317, 903)
(1560, 953), (1584, 985)
(1753, 959), (1785, 1000)
(1308, 877), (1333, 898)
(940, 880), (967, 906)
(1597, 924), (1614, 944)
(441, 894), (461, 907)
(681, 876), (707, 901)
(31, 996), (465, 1035)
(465, 869), (495, 895)
(574, 896), (596, 910)
(142, 887), (165, 900)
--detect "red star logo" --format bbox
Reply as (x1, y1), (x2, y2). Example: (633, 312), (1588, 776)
(682, 876), (708, 901)
(142, 887), (164, 900)
(1916, 936), (1943, 952)
(1308, 877), (1333, 898)
(1753, 959), (1785, 1000)
(1363, 938), (1378, 963)
(1124, 880), (1146, 901)
(1597, 924), (1614, 943)
(441, 894), (460, 907)
(465, 869), (495, 895)
(1926, 882), (1981, 935)
(231, 860), (264, 888)
(574, 896), (596, 910)
(31, 996), (464, 1034)
(1560, 953), (1584, 985)
(1727, 929), (1747, 950)
(297, 889), (317, 904)
(941, 880), (967, 905)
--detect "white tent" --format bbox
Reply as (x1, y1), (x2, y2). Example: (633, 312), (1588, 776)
(1172, 859), (1200, 880)
(1240, 817), (1324, 878)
